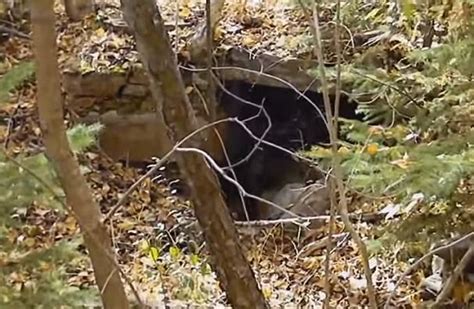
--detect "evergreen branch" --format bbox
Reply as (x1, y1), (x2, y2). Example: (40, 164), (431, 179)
(0, 148), (143, 307)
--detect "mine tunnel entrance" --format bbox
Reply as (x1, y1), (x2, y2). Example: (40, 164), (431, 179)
(65, 54), (363, 221)
(211, 80), (362, 220)
(101, 77), (363, 221)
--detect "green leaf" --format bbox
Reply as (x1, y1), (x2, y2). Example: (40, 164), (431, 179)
(148, 246), (160, 262)
(400, 0), (416, 22)
(169, 246), (181, 261)
(190, 254), (200, 265)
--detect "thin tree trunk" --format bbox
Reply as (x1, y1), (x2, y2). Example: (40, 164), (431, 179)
(189, 0), (225, 58)
(29, 1), (129, 308)
(120, 1), (267, 308)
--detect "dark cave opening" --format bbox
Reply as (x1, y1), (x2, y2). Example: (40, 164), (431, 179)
(214, 80), (362, 220)
(126, 80), (363, 221)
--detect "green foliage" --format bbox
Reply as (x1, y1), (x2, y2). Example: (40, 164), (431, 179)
(0, 61), (35, 102)
(305, 1), (474, 243)
(410, 39), (474, 76)
(0, 61), (102, 307)
(0, 153), (63, 225)
(0, 135), (101, 306)
(0, 239), (99, 308)
(308, 126), (474, 202)
(0, 124), (101, 306)
(0, 120), (102, 226)
(0, 131), (100, 306)
(67, 122), (103, 154)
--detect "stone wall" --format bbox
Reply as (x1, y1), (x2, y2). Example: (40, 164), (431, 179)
(63, 67), (170, 161)
(62, 67), (153, 117)
(62, 66), (223, 162)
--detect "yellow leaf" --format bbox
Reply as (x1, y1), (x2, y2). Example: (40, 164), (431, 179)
(117, 219), (135, 231)
(190, 254), (200, 265)
(138, 239), (149, 253)
(390, 159), (411, 169)
(453, 281), (474, 303)
(368, 125), (384, 135)
(214, 25), (224, 40)
(262, 287), (273, 299)
(148, 246), (160, 262)
(185, 86), (193, 95)
(169, 246), (181, 261)
(94, 28), (106, 38)
(338, 146), (351, 155)
(309, 147), (332, 158)
(366, 143), (379, 156)
(65, 216), (77, 231)
(179, 6), (192, 18)
(242, 35), (256, 47)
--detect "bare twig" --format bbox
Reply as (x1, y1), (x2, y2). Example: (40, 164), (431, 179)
(174, 0), (180, 59)
(206, 0), (213, 112)
(234, 212), (388, 227)
(177, 146), (305, 224)
(181, 65), (329, 129)
(310, 2), (378, 308)
(103, 117), (234, 223)
(0, 24), (30, 40)
(323, 0), (342, 306)
(432, 242), (474, 307)
(298, 233), (349, 259)
(102, 112), (283, 224)
(384, 232), (474, 308)
(213, 76), (272, 170)
(193, 79), (250, 219)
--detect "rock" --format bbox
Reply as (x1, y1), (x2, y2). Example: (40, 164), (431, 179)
(63, 72), (127, 97)
(83, 111), (172, 161)
(128, 67), (148, 85)
(261, 180), (330, 227)
(67, 96), (96, 112)
(120, 84), (149, 98)
(434, 235), (474, 275)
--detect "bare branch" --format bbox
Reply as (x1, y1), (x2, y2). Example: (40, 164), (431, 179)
(233, 212), (389, 227)
(324, 1), (342, 306)
(385, 232), (474, 308)
(432, 242), (474, 307)
(0, 24), (30, 40)
(193, 78), (250, 219)
(310, 2), (378, 307)
(181, 65), (329, 130)
(213, 76), (273, 170)
(103, 117), (234, 223)
(176, 146), (307, 225)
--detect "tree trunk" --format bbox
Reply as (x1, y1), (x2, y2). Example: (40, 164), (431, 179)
(189, 0), (225, 59)
(29, 1), (129, 308)
(64, 0), (94, 21)
(120, 1), (267, 308)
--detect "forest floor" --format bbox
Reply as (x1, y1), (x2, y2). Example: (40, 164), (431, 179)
(0, 0), (440, 307)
